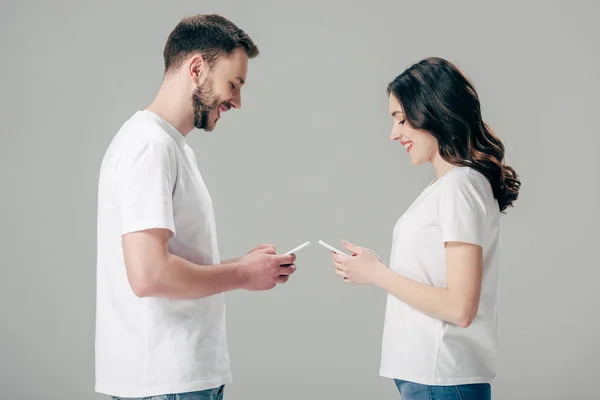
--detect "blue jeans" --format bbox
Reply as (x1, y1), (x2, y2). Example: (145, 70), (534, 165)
(111, 385), (224, 400)
(394, 379), (490, 400)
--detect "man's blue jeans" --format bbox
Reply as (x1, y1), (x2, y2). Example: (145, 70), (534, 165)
(111, 385), (224, 400)
(394, 379), (491, 400)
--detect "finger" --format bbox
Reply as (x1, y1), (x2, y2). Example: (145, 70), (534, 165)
(341, 239), (361, 254)
(331, 252), (350, 263)
(276, 275), (290, 284)
(278, 264), (296, 275)
(332, 258), (346, 270)
(275, 253), (295, 266)
(335, 268), (348, 278)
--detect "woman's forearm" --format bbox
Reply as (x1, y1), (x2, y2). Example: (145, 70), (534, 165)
(373, 267), (477, 327)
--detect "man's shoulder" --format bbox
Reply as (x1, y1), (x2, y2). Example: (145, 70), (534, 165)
(104, 112), (181, 165)
(119, 111), (180, 148)
(100, 112), (181, 179)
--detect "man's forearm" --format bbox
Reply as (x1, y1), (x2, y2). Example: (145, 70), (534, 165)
(139, 255), (244, 299)
(220, 257), (241, 264)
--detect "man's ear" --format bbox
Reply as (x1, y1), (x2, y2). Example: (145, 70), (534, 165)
(187, 53), (208, 85)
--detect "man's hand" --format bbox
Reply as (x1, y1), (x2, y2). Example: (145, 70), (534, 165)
(220, 244), (276, 265)
(237, 247), (297, 291)
(246, 243), (276, 255)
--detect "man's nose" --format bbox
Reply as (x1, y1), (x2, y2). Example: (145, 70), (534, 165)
(229, 93), (241, 109)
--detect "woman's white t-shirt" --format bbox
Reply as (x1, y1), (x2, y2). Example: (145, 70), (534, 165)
(379, 166), (502, 386)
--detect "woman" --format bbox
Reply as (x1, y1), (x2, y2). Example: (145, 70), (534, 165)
(331, 57), (520, 400)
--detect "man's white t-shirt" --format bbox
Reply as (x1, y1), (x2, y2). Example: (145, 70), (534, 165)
(379, 166), (501, 386)
(95, 110), (232, 398)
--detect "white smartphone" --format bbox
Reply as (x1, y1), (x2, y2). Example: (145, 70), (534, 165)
(318, 239), (347, 255)
(283, 240), (311, 255)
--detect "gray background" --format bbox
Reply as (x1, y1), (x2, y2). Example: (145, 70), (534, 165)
(1, 0), (599, 399)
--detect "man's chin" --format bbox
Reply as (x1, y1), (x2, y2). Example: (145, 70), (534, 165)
(196, 125), (215, 132)
(206, 118), (218, 131)
(194, 118), (218, 132)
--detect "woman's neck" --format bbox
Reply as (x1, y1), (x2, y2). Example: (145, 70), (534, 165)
(431, 152), (456, 180)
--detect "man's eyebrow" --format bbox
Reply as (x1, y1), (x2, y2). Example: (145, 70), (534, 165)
(236, 77), (245, 84)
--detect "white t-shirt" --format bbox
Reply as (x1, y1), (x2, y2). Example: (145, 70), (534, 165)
(95, 110), (232, 398)
(379, 166), (501, 386)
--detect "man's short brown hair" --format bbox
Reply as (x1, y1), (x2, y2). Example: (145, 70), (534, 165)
(163, 14), (259, 73)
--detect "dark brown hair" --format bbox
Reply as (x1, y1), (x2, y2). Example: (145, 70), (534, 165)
(163, 14), (259, 73)
(387, 57), (520, 213)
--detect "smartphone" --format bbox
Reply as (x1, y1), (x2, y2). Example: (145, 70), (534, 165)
(280, 240), (310, 267)
(283, 240), (311, 255)
(318, 239), (347, 255)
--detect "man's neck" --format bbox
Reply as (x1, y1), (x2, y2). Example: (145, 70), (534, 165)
(146, 79), (194, 135)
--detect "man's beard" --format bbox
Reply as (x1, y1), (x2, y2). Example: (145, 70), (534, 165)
(192, 78), (219, 131)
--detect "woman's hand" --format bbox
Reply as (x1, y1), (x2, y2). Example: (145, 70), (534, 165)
(331, 240), (388, 285)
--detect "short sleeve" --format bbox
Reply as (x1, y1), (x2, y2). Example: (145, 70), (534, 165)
(114, 139), (177, 237)
(438, 174), (487, 246)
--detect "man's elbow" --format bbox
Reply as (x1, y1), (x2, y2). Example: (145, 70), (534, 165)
(122, 229), (172, 298)
(129, 276), (158, 297)
(127, 266), (164, 298)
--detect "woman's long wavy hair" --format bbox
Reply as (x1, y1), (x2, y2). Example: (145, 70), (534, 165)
(387, 57), (521, 213)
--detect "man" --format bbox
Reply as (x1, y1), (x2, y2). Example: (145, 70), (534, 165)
(95, 14), (296, 400)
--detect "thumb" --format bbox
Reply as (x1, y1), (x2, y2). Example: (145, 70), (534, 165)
(341, 239), (360, 254)
(256, 243), (275, 250)
(256, 246), (276, 255)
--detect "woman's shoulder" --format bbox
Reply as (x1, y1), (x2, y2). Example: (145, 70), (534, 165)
(444, 166), (488, 185)
(440, 166), (495, 202)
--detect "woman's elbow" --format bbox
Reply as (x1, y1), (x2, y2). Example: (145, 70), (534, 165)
(454, 302), (479, 328)
(455, 314), (475, 328)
